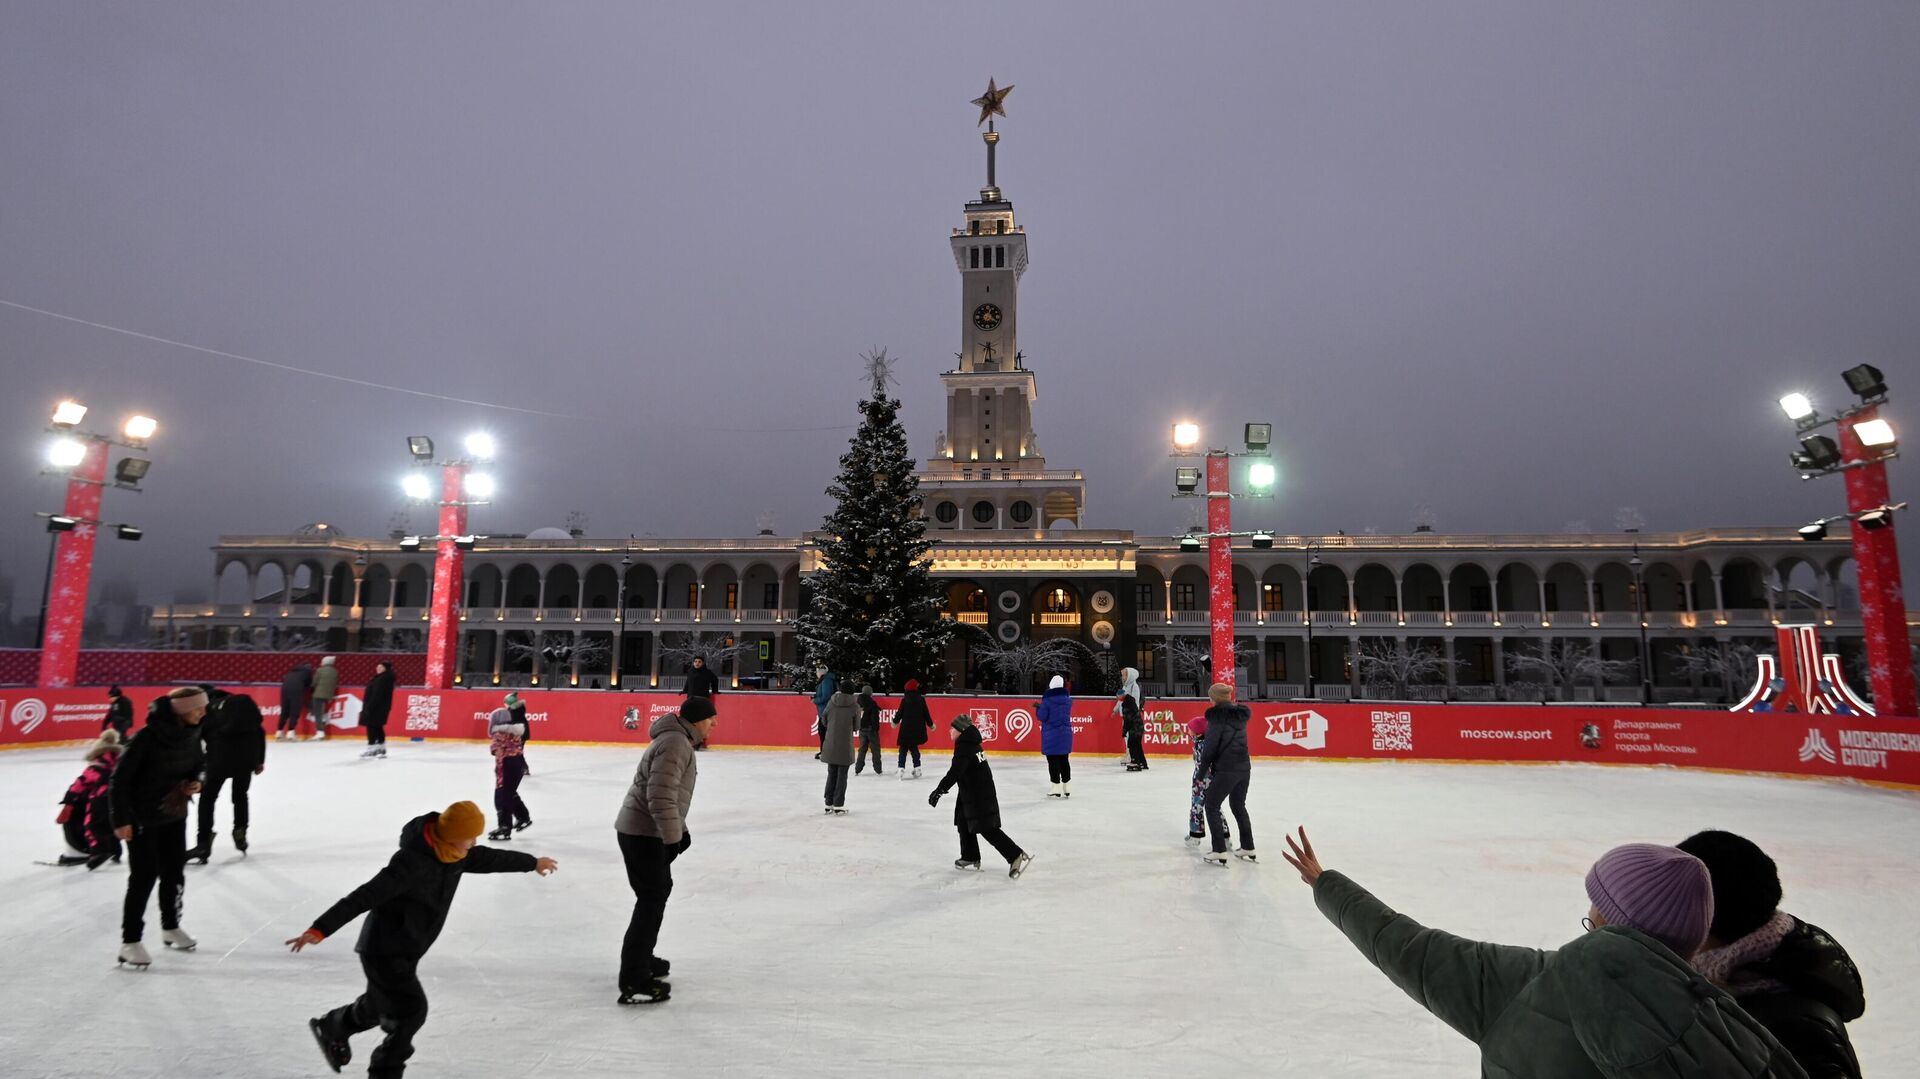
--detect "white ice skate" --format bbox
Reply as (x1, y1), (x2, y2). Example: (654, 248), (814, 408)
(1008, 852), (1034, 879)
(375, 746), (387, 758)
(1202, 850), (1230, 866)
(1234, 849), (1258, 863)
(161, 927), (197, 951)
(117, 942), (152, 969)
(1063, 782), (1072, 799)
(275, 731), (288, 741)
(310, 730), (327, 742)
(898, 769), (908, 781)
(359, 747), (379, 759)
(912, 766), (922, 778)
(1185, 832), (1204, 849)
(1048, 783), (1064, 799)
(954, 858), (983, 871)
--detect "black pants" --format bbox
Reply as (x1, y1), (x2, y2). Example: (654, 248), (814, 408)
(1126, 726), (1147, 767)
(958, 826), (1023, 864)
(897, 744), (922, 769)
(325, 953), (428, 1079)
(494, 756), (530, 830)
(617, 832), (674, 988)
(365, 720), (387, 746)
(1046, 754), (1072, 783)
(855, 730), (883, 773)
(122, 818), (187, 942)
(197, 769), (252, 845)
(823, 763), (849, 807)
(278, 703), (302, 733)
(1203, 770), (1254, 854)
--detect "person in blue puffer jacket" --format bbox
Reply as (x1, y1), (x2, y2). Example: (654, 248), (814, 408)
(1037, 675), (1074, 798)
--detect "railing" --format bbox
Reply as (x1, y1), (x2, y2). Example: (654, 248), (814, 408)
(1498, 611), (1539, 628)
(1403, 611), (1445, 626)
(738, 609), (781, 623)
(1261, 611), (1304, 626)
(1596, 611), (1638, 627)
(1310, 611), (1349, 627)
(1453, 686), (1497, 701)
(502, 607), (541, 621)
(1170, 611), (1208, 626)
(390, 607), (427, 622)
(1453, 611), (1494, 626)
(1314, 685), (1353, 701)
(956, 611), (990, 625)
(1357, 611), (1398, 626)
(1233, 611), (1260, 625)
(1036, 612), (1081, 627)
(286, 604), (322, 618)
(216, 604), (247, 616)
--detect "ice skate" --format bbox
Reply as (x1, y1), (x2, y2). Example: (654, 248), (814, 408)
(954, 858), (982, 871)
(1203, 850), (1230, 866)
(513, 818), (533, 833)
(486, 826), (513, 841)
(232, 826), (248, 854)
(1008, 852), (1034, 879)
(359, 747), (379, 759)
(185, 836), (213, 865)
(161, 927), (197, 951)
(651, 956), (671, 977)
(830, 806), (848, 815)
(898, 769), (908, 780)
(117, 941), (151, 969)
(85, 850), (115, 870)
(310, 729), (327, 741)
(275, 731), (289, 741)
(308, 1016), (350, 1073)
(1048, 782), (1063, 799)
(375, 745), (387, 758)
(1235, 849), (1258, 862)
(618, 977), (672, 1005)
(912, 766), (922, 778)
(1063, 781), (1072, 798)
(55, 851), (90, 866)
(1185, 832), (1204, 849)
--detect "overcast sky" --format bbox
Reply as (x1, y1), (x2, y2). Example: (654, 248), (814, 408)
(2, 2), (1916, 607)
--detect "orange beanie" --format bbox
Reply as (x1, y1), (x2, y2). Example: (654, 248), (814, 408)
(427, 800), (486, 863)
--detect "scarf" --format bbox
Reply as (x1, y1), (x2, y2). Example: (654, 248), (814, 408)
(1693, 910), (1794, 996)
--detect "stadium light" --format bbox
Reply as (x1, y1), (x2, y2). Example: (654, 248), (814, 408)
(454, 535), (478, 551)
(47, 438), (87, 469)
(122, 415), (158, 442)
(1854, 417), (1897, 449)
(1857, 507), (1894, 530)
(1174, 466), (1200, 493)
(464, 432), (496, 460)
(1842, 364), (1886, 400)
(401, 473), (433, 501)
(1179, 533), (1202, 552)
(115, 525), (143, 541)
(46, 515), (78, 532)
(114, 457), (150, 485)
(1243, 423), (1272, 452)
(1792, 435), (1842, 471)
(51, 400), (88, 428)
(1251, 531), (1274, 549)
(407, 435), (435, 461)
(1778, 393), (1815, 422)
(1797, 522), (1827, 541)
(1172, 422), (1200, 451)
(464, 473), (496, 500)
(398, 536), (423, 552)
(1247, 461), (1276, 492)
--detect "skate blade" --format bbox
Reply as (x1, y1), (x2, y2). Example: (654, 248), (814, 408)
(163, 942), (196, 951)
(117, 960), (150, 970)
(617, 987), (671, 1006)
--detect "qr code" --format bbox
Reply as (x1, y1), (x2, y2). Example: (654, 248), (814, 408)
(1370, 711), (1413, 752)
(405, 694), (441, 732)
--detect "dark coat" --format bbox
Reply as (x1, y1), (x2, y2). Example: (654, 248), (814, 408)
(933, 725), (1002, 832)
(1733, 918), (1865, 1079)
(202, 691), (266, 776)
(681, 665), (721, 699)
(109, 706), (207, 829)
(820, 691), (858, 766)
(894, 691), (932, 748)
(811, 671), (839, 712)
(103, 694), (134, 736)
(280, 665), (312, 718)
(1037, 686), (1074, 755)
(1197, 704), (1251, 776)
(857, 691), (882, 733)
(312, 811), (536, 958)
(362, 670), (396, 727)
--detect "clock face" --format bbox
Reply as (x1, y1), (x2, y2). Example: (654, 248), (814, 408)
(972, 303), (1003, 331)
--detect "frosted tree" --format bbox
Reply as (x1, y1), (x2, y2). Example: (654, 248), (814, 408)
(508, 631), (609, 671)
(786, 350), (955, 691)
(1504, 639), (1637, 701)
(1154, 636), (1259, 696)
(660, 632), (759, 671)
(1356, 638), (1459, 698)
(970, 636), (1088, 694)
(1675, 640), (1760, 699)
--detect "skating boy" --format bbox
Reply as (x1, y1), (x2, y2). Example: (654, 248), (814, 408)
(929, 714), (1033, 878)
(288, 800), (557, 1078)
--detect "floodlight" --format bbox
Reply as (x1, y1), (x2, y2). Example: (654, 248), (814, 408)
(1777, 393), (1815, 422)
(1856, 507), (1893, 530)
(454, 535), (478, 551)
(114, 457), (150, 484)
(1797, 522), (1827, 541)
(1244, 423), (1272, 452)
(1251, 531), (1274, 549)
(398, 536), (424, 552)
(1841, 364), (1886, 400)
(1174, 466), (1201, 493)
(1179, 534), (1202, 552)
(1853, 417), (1896, 448)
(1172, 422), (1200, 451)
(115, 525), (143, 541)
(1247, 461), (1276, 491)
(464, 472), (496, 499)
(464, 432), (496, 460)
(407, 435), (435, 461)
(401, 473), (433, 500)
(47, 437), (88, 469)
(45, 515), (79, 532)
(1795, 435), (1842, 471)
(122, 415), (158, 442)
(51, 400), (88, 428)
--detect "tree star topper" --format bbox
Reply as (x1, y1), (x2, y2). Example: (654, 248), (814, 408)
(971, 78), (1013, 126)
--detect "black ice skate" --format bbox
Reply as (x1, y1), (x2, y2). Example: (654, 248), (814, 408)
(1008, 852), (1033, 879)
(513, 818), (532, 833)
(308, 1016), (350, 1073)
(232, 826), (248, 854)
(954, 858), (982, 871)
(618, 978), (672, 1005)
(652, 957), (671, 977)
(185, 836), (213, 865)
(486, 826), (513, 841)
(85, 850), (115, 870)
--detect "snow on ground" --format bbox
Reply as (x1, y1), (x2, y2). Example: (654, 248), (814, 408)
(1, 740), (1917, 1078)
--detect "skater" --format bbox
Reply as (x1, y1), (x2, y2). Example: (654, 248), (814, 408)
(929, 714), (1032, 879)
(820, 681), (858, 813)
(854, 683), (884, 775)
(1113, 666), (1147, 771)
(810, 664), (839, 760)
(1038, 674), (1073, 797)
(894, 678), (931, 779)
(110, 686), (209, 968)
(310, 655), (340, 740)
(290, 800), (558, 1077)
(1197, 683), (1255, 865)
(361, 661), (396, 758)
(103, 684), (134, 738)
(190, 684), (266, 863)
(1280, 830), (1807, 1076)
(486, 698), (532, 841)
(1677, 830), (1865, 1077)
(680, 655), (721, 700)
(1185, 711), (1221, 848)
(613, 696), (714, 1005)
(56, 728), (123, 868)
(504, 691), (533, 770)
(278, 661), (312, 740)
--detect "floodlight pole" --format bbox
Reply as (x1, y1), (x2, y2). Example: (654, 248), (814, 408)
(1838, 405), (1915, 716)
(38, 441), (109, 687)
(1205, 451), (1234, 692)
(424, 461), (471, 690)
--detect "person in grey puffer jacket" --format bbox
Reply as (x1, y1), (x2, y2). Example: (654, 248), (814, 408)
(613, 697), (715, 1004)
(819, 687), (859, 813)
(1196, 682), (1254, 864)
(1281, 829), (1810, 1079)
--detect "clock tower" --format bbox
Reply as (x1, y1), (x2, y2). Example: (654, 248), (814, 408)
(920, 80), (1085, 533)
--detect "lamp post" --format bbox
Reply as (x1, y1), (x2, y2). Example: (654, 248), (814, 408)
(614, 538), (633, 689)
(37, 401), (157, 687)
(1170, 421), (1273, 692)
(1779, 366), (1914, 716)
(1629, 545), (1651, 705)
(1304, 547), (1321, 700)
(402, 433), (496, 690)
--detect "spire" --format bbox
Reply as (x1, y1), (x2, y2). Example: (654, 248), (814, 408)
(970, 78), (1013, 202)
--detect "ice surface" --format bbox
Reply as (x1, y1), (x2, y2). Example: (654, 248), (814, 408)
(2, 741), (1917, 1078)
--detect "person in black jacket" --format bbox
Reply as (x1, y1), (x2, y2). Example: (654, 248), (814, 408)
(854, 684), (885, 775)
(929, 714), (1032, 879)
(1678, 829), (1865, 1079)
(893, 679), (931, 778)
(680, 656), (721, 700)
(109, 687), (209, 968)
(288, 801), (557, 1078)
(361, 661), (397, 759)
(1197, 682), (1255, 865)
(278, 663), (313, 740)
(102, 685), (134, 738)
(189, 685), (266, 862)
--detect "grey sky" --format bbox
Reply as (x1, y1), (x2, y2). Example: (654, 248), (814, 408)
(2, 2), (1916, 608)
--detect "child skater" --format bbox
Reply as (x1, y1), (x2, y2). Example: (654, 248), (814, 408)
(56, 728), (123, 868)
(486, 700), (532, 841)
(289, 800), (557, 1078)
(929, 714), (1033, 879)
(893, 679), (931, 779)
(854, 684), (885, 776)
(1186, 711), (1225, 849)
(1112, 666), (1147, 771)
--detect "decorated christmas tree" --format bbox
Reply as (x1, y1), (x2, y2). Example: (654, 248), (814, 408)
(789, 351), (954, 691)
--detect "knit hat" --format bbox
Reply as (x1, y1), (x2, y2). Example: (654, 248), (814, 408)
(680, 697), (717, 723)
(1208, 682), (1234, 704)
(427, 801), (487, 862)
(903, 679), (920, 691)
(1676, 830), (1783, 943)
(321, 656), (336, 666)
(84, 728), (121, 761)
(1584, 843), (1715, 957)
(168, 687), (210, 715)
(1048, 675), (1065, 690)
(950, 713), (974, 731)
(504, 692), (523, 708)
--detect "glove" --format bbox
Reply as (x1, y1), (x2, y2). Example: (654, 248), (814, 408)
(927, 789), (943, 808)
(676, 832), (692, 855)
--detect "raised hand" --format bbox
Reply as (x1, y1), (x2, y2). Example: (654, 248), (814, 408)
(1280, 827), (1324, 886)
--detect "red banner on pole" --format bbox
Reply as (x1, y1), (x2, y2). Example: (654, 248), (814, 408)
(1839, 406), (1916, 717)
(37, 442), (108, 688)
(424, 464), (468, 690)
(1206, 452), (1233, 689)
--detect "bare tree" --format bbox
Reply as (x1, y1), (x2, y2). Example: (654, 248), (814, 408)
(1356, 638), (1459, 699)
(1675, 640), (1760, 700)
(508, 631), (611, 672)
(659, 632), (758, 672)
(971, 636), (1088, 694)
(1152, 637), (1259, 696)
(1504, 639), (1638, 701)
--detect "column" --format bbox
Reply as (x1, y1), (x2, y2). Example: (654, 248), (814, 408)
(1585, 574), (1598, 624)
(1492, 638), (1506, 693)
(1536, 577), (1549, 623)
(1344, 576), (1357, 620)
(491, 629), (505, 685)
(648, 631), (662, 687)
(1393, 575), (1405, 623)
(1711, 573), (1726, 622)
(1443, 637), (1458, 695)
(613, 566), (628, 686)
(320, 567), (336, 612)
(1164, 578), (1173, 622)
(246, 566), (260, 613)
(1345, 635), (1361, 695)
(655, 575), (667, 621)
(1441, 576), (1453, 623)
(535, 568), (548, 617)
(531, 629), (545, 685)
(775, 573), (786, 620)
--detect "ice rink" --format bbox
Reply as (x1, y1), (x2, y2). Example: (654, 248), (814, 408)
(2, 739), (1916, 1078)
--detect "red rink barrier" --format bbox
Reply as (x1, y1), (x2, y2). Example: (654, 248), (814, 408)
(3, 685), (1916, 788)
